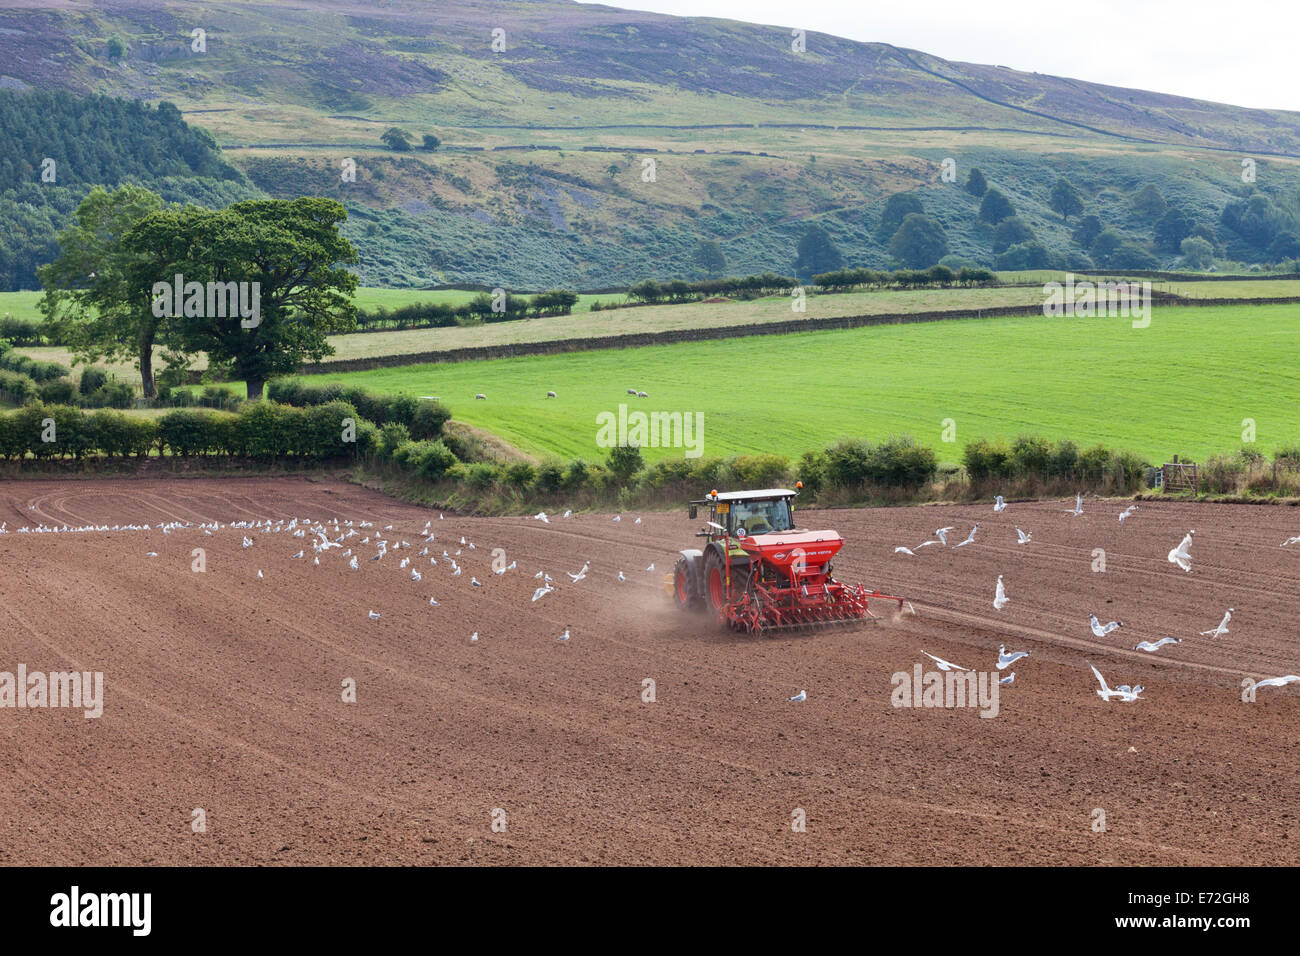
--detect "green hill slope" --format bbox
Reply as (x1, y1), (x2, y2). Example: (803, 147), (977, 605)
(3, 0), (1300, 288)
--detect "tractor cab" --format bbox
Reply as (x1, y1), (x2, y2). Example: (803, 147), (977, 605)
(689, 488), (799, 542)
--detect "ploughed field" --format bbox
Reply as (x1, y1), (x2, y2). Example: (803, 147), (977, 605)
(0, 477), (1296, 865)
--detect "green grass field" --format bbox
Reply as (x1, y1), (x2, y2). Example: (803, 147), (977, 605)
(279, 303), (1300, 467)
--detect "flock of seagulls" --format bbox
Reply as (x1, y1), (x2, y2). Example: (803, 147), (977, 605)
(892, 492), (1298, 704)
(5, 510), (671, 653)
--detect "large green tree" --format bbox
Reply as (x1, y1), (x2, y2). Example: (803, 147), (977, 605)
(793, 224), (844, 280)
(889, 214), (949, 268)
(875, 192), (924, 241)
(1049, 178), (1084, 221)
(37, 184), (166, 397)
(124, 197), (359, 400)
(977, 188), (1015, 225)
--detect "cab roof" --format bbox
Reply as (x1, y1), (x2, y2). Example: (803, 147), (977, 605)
(702, 489), (797, 503)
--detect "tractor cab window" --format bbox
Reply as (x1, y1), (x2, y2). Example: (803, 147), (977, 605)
(730, 499), (792, 536)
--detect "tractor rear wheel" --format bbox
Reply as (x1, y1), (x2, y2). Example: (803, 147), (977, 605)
(673, 557), (703, 612)
(704, 550), (729, 614)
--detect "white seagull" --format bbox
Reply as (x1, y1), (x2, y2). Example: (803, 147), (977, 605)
(994, 495), (1006, 513)
(997, 644), (1028, 669)
(1200, 608), (1233, 638)
(1167, 530), (1195, 572)
(349, 556), (358, 570)
(954, 524), (979, 547)
(558, 628), (570, 642)
(291, 550), (304, 559)
(1066, 494), (1083, 516)
(1253, 674), (1300, 690)
(535, 512), (550, 523)
(894, 546), (915, 556)
(1089, 663), (1143, 702)
(922, 650), (971, 672)
(429, 597), (439, 606)
(568, 563), (589, 583)
(1118, 505), (1138, 524)
(531, 585), (555, 602)
(993, 575), (1009, 610)
(934, 527), (955, 546)
(368, 610), (381, 620)
(1016, 528), (1032, 545)
(1281, 535), (1300, 547)
(788, 690), (806, 702)
(999, 673), (1015, 685)
(1089, 614), (1123, 637)
(1134, 637), (1180, 653)
(617, 571), (626, 582)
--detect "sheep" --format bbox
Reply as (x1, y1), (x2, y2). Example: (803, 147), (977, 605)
(546, 390), (557, 398)
(627, 388), (637, 395)
(475, 393), (487, 400)
(637, 390), (648, 398)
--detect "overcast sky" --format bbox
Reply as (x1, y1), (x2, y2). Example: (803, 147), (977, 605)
(578, 0), (1297, 112)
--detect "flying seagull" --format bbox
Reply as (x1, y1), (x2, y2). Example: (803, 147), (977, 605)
(1089, 614), (1123, 637)
(568, 562), (589, 583)
(997, 644), (1028, 669)
(1089, 663), (1143, 702)
(1066, 494), (1083, 516)
(531, 585), (555, 602)
(1118, 505), (1138, 524)
(993, 575), (1009, 610)
(1253, 674), (1300, 690)
(1281, 535), (1300, 547)
(1168, 530), (1195, 572)
(1200, 608), (1233, 638)
(894, 546), (915, 556)
(994, 495), (1006, 513)
(922, 650), (971, 672)
(954, 524), (979, 548)
(934, 527), (955, 546)
(645, 563), (655, 572)
(1134, 637), (1180, 653)
(1016, 528), (1032, 545)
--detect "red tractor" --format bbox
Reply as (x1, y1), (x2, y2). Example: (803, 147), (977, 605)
(670, 487), (904, 633)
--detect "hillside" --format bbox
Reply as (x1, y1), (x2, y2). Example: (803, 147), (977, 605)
(3, 0), (1300, 288)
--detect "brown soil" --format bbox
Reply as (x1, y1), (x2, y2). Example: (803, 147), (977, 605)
(1, 477), (1296, 865)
